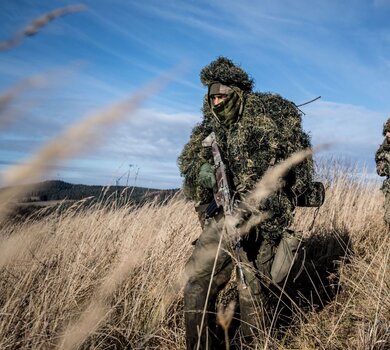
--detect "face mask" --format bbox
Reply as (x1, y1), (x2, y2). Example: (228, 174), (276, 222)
(211, 91), (241, 126)
(208, 84), (243, 126)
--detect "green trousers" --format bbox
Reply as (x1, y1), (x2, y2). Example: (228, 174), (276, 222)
(184, 212), (275, 350)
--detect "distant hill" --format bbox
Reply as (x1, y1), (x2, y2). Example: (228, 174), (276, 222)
(0, 180), (180, 223)
(1, 180), (179, 204)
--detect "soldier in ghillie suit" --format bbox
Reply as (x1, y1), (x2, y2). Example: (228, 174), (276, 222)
(375, 118), (390, 226)
(178, 57), (316, 349)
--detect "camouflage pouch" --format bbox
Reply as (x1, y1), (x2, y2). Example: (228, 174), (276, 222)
(270, 231), (301, 284)
(296, 182), (325, 207)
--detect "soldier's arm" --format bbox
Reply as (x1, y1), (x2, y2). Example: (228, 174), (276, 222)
(375, 139), (390, 177)
(178, 122), (213, 202)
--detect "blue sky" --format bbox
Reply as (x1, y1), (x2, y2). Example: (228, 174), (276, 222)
(0, 0), (389, 189)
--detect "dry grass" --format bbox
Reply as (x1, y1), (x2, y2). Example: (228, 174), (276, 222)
(0, 198), (198, 349)
(0, 164), (389, 349)
(284, 164), (390, 350)
(0, 4), (87, 52)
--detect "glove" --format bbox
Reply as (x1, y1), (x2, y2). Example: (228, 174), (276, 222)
(198, 163), (216, 189)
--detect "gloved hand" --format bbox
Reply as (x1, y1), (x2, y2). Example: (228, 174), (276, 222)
(198, 163), (216, 189)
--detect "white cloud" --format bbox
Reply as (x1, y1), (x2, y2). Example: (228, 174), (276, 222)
(129, 2), (239, 40)
(302, 100), (386, 173)
(0, 105), (200, 188)
(303, 100), (384, 144)
(373, 0), (390, 7)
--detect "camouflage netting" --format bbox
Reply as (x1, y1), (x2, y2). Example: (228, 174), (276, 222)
(178, 57), (314, 241)
(200, 56), (254, 92)
(383, 117), (390, 136)
(375, 138), (390, 178)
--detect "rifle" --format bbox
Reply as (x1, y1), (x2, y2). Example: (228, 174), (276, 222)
(202, 132), (247, 289)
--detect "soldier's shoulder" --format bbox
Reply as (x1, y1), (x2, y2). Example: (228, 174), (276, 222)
(190, 118), (212, 135)
(240, 95), (276, 130)
(250, 91), (296, 105)
(245, 92), (300, 116)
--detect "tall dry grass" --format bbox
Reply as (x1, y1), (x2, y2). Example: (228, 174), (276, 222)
(0, 197), (198, 349)
(0, 4), (87, 52)
(0, 164), (389, 349)
(286, 163), (390, 350)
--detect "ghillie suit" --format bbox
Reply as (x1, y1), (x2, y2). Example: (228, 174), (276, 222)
(178, 57), (316, 349)
(375, 117), (390, 226)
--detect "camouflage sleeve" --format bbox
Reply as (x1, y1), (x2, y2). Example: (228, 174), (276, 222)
(177, 122), (214, 203)
(375, 139), (390, 177)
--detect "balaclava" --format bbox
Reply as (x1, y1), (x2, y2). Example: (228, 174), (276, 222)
(208, 82), (243, 126)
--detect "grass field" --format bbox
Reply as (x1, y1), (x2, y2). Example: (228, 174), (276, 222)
(0, 165), (389, 350)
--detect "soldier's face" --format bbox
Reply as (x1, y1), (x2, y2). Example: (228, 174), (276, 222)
(211, 94), (227, 106)
(386, 131), (390, 140)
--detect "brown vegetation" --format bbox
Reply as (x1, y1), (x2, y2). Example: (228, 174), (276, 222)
(0, 5), (87, 52)
(0, 165), (389, 349)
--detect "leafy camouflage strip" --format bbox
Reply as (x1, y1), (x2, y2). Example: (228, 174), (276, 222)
(383, 117), (390, 136)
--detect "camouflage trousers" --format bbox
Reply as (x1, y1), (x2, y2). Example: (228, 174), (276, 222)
(380, 179), (390, 226)
(384, 192), (390, 226)
(183, 212), (276, 350)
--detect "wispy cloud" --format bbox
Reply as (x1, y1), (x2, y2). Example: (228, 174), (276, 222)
(130, 2), (239, 40)
(373, 0), (390, 7)
(59, 19), (202, 95)
(0, 105), (199, 188)
(95, 108), (199, 167)
(302, 99), (384, 172)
